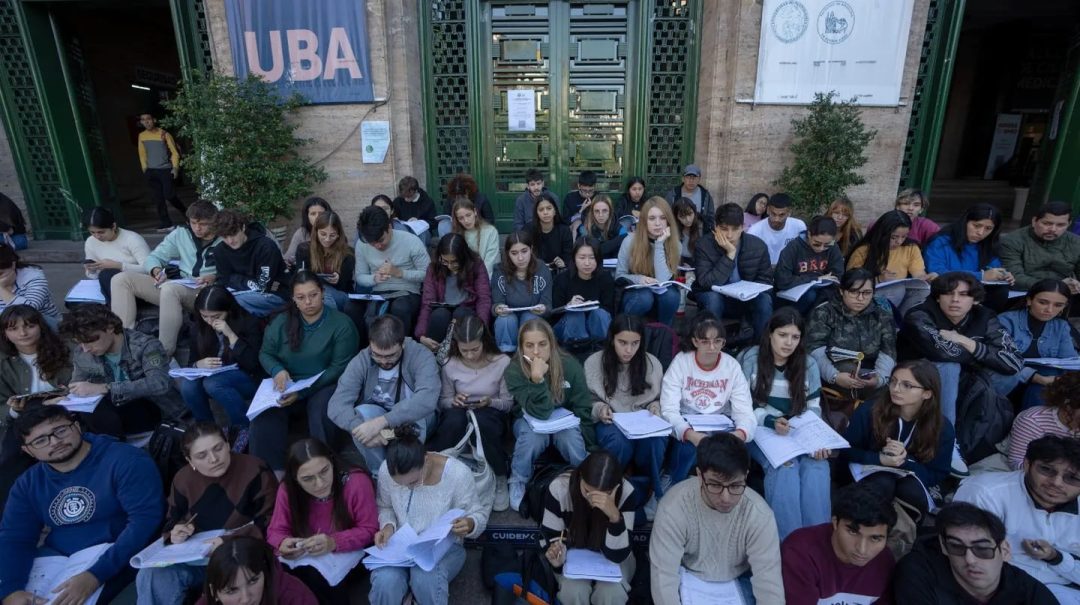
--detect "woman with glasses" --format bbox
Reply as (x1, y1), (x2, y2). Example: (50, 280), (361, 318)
(369, 426), (489, 605)
(996, 279), (1076, 410)
(578, 195), (625, 259)
(775, 216), (845, 316)
(661, 313), (754, 484)
(294, 212), (354, 311)
(551, 238), (615, 346)
(540, 451), (637, 605)
(805, 268), (897, 399)
(530, 193), (574, 272)
(450, 198), (500, 274)
(848, 210), (935, 316)
(415, 233), (491, 352)
(1007, 371), (1080, 470)
(267, 438), (376, 601)
(616, 197), (682, 325)
(840, 360), (954, 523)
(827, 196), (863, 257)
(249, 272), (359, 475)
(491, 232), (552, 353)
(743, 193), (768, 230)
(738, 308), (829, 540)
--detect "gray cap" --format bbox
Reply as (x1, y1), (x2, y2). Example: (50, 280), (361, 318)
(683, 164), (702, 177)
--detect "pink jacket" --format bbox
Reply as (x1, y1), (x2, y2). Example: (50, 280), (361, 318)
(266, 470), (379, 554)
(415, 262), (492, 338)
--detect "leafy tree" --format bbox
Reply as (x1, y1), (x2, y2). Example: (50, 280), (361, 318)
(775, 92), (877, 216)
(162, 72), (326, 224)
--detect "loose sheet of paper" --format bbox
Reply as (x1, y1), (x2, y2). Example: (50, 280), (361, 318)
(563, 549), (622, 582)
(348, 293), (387, 302)
(280, 550), (364, 586)
(65, 280), (106, 304)
(245, 372), (324, 421)
(130, 529), (226, 568)
(684, 414), (735, 433)
(169, 364), (239, 380)
(1025, 357), (1080, 370)
(679, 567), (744, 605)
(612, 410), (672, 439)
(711, 281), (773, 301)
(26, 542), (112, 605)
(56, 394), (104, 413)
(524, 408), (581, 434)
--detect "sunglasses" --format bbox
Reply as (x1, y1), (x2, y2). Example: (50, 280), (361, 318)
(941, 537), (999, 560)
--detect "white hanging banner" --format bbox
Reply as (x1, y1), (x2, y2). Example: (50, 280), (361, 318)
(754, 0), (915, 106)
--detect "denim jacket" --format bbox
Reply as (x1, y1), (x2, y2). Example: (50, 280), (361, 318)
(71, 329), (172, 406)
(998, 309), (1077, 382)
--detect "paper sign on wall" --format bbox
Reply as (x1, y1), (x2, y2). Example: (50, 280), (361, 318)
(507, 90), (536, 132)
(361, 121), (391, 164)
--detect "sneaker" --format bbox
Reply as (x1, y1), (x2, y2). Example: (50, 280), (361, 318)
(509, 481), (526, 512)
(951, 442), (970, 478)
(493, 476), (510, 512)
(643, 493), (659, 522)
(659, 473), (673, 494)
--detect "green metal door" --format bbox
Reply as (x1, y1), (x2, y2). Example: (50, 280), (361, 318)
(1028, 36), (1080, 216)
(480, 1), (633, 230)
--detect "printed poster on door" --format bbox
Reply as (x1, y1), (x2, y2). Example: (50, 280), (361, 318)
(507, 90), (536, 132)
(754, 0), (915, 106)
(225, 0), (374, 104)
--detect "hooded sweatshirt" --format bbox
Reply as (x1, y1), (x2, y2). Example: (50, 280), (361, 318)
(144, 223), (220, 279)
(213, 222), (287, 296)
(774, 233), (846, 290)
(0, 433), (163, 599)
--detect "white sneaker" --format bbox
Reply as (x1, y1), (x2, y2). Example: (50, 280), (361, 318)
(951, 442), (970, 478)
(659, 473), (673, 494)
(509, 481), (526, 512)
(643, 493), (659, 522)
(494, 476), (510, 512)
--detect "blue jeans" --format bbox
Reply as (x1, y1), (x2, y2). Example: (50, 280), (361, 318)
(323, 285), (350, 311)
(667, 438), (699, 484)
(233, 291), (287, 317)
(749, 442), (831, 540)
(695, 290), (772, 342)
(620, 287), (680, 324)
(352, 403), (432, 473)
(369, 541), (466, 605)
(136, 563), (206, 605)
(992, 368), (1058, 410)
(934, 362), (961, 424)
(8, 234), (27, 250)
(553, 308), (612, 343)
(178, 369), (258, 427)
(788, 286), (825, 317)
(495, 311), (543, 353)
(596, 422), (668, 498)
(510, 417), (587, 486)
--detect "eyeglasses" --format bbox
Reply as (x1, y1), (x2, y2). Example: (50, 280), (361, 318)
(845, 289), (874, 299)
(941, 537), (999, 560)
(695, 338), (725, 349)
(1033, 462), (1080, 487)
(887, 378), (925, 392)
(25, 422), (77, 450)
(701, 480), (746, 496)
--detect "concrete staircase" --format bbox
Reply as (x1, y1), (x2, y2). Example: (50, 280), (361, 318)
(926, 179), (1023, 227)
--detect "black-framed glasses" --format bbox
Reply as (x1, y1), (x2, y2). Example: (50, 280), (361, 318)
(1033, 462), (1080, 487)
(845, 289), (874, 299)
(25, 422), (77, 450)
(941, 537), (999, 560)
(701, 480), (746, 496)
(887, 378), (925, 392)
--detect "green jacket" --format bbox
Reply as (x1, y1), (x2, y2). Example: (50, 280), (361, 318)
(1000, 226), (1080, 291)
(505, 353), (596, 449)
(259, 307), (359, 396)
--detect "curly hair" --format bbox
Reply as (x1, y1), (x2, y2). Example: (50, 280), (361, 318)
(0, 305), (70, 381)
(1043, 371), (1080, 413)
(59, 303), (123, 343)
(213, 209), (248, 237)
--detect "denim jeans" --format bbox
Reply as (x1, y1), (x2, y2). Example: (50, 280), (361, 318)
(323, 285), (350, 311)
(620, 287), (680, 324)
(787, 285), (825, 317)
(510, 417), (587, 486)
(369, 541), (466, 605)
(136, 563), (206, 605)
(248, 383), (338, 471)
(749, 442), (831, 540)
(352, 403), (432, 473)
(495, 311), (544, 353)
(233, 291), (287, 317)
(992, 368), (1059, 410)
(667, 438), (699, 484)
(553, 308), (612, 344)
(178, 368), (258, 427)
(595, 422), (668, 498)
(8, 233), (27, 250)
(934, 361), (961, 424)
(876, 281), (930, 317)
(695, 290), (772, 342)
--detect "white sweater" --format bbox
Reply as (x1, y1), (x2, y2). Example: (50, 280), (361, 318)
(376, 455), (490, 540)
(661, 351), (755, 441)
(955, 470), (1080, 587)
(83, 228), (151, 275)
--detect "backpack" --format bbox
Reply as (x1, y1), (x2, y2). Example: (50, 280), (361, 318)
(146, 420), (188, 487)
(955, 371), (1015, 463)
(491, 547), (559, 605)
(644, 322), (679, 371)
(521, 464), (568, 524)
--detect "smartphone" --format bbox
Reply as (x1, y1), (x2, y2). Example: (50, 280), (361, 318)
(315, 273), (334, 279)
(81, 259), (95, 265)
(858, 370), (877, 380)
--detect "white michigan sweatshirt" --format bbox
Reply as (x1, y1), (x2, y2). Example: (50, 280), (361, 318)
(661, 351), (755, 442)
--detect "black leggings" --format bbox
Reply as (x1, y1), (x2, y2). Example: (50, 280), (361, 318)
(860, 471), (930, 522)
(425, 306), (478, 343)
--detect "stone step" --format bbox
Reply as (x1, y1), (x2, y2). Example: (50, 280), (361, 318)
(21, 231), (167, 264)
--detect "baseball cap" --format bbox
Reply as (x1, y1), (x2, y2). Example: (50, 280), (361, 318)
(683, 164), (702, 177)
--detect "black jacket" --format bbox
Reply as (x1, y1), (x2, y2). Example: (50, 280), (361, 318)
(665, 185), (716, 230)
(562, 191), (591, 222)
(898, 300), (1023, 376)
(614, 194), (645, 220)
(190, 312), (266, 378)
(580, 221), (625, 259)
(295, 242), (356, 294)
(533, 224), (574, 269)
(552, 269), (616, 315)
(392, 187), (438, 233)
(212, 223), (287, 296)
(692, 232), (773, 293)
(775, 233), (846, 290)
(441, 192), (495, 226)
(894, 545), (1057, 604)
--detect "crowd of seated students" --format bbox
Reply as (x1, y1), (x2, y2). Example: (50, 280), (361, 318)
(4, 175), (1080, 605)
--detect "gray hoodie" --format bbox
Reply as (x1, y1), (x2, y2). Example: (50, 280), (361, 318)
(326, 339), (441, 431)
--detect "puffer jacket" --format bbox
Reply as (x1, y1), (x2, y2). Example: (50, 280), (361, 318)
(692, 232), (773, 292)
(898, 301), (1023, 376)
(805, 298), (897, 385)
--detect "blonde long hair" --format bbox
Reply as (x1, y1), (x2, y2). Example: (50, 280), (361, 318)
(516, 319), (564, 402)
(450, 198), (488, 233)
(827, 197), (863, 255)
(628, 197), (680, 276)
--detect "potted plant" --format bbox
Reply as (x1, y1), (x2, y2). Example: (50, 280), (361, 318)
(775, 91), (877, 217)
(162, 72), (326, 233)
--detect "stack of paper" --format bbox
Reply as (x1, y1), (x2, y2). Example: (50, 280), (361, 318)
(245, 371), (326, 421)
(626, 280), (691, 293)
(404, 218), (431, 235)
(65, 280), (107, 304)
(711, 281), (772, 301)
(684, 414), (734, 433)
(57, 394), (104, 413)
(875, 277), (929, 289)
(1025, 357), (1080, 370)
(131, 529), (227, 568)
(348, 293), (387, 302)
(26, 542), (112, 605)
(612, 410), (672, 439)
(602, 258), (618, 269)
(679, 567), (744, 604)
(280, 550), (365, 586)
(776, 279), (835, 302)
(169, 364), (239, 380)
(563, 300), (600, 313)
(363, 508), (465, 571)
(563, 549), (622, 583)
(751, 412), (850, 467)
(523, 408), (581, 434)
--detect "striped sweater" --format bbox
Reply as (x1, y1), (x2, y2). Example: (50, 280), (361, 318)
(0, 267), (60, 323)
(1007, 406), (1080, 470)
(540, 472), (635, 565)
(737, 346), (822, 429)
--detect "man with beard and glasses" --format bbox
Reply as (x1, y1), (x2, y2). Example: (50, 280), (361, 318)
(894, 502), (1056, 604)
(0, 406), (162, 605)
(649, 432), (783, 605)
(327, 314), (440, 474)
(1001, 201), (1080, 295)
(956, 435), (1080, 603)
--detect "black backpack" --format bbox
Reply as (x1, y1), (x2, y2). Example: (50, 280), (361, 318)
(146, 420), (188, 487)
(521, 464), (568, 524)
(955, 371), (1014, 463)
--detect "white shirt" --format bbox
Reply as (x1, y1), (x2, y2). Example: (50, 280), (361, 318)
(747, 218), (807, 265)
(660, 351), (755, 441)
(19, 352), (54, 394)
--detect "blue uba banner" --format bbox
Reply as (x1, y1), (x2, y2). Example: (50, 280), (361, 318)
(225, 0), (374, 104)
